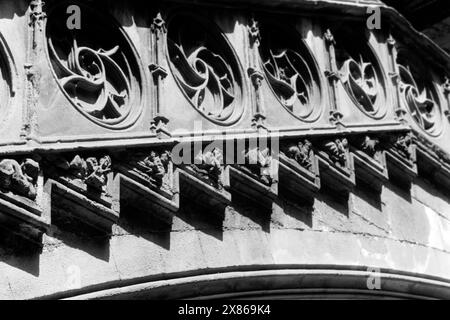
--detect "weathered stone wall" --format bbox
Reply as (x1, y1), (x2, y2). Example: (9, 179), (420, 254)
(1, 174), (449, 299)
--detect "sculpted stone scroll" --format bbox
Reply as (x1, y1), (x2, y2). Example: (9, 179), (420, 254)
(46, 4), (143, 129)
(166, 14), (244, 125)
(258, 22), (322, 121)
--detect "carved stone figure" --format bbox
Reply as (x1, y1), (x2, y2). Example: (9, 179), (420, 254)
(191, 148), (224, 189)
(361, 136), (380, 158)
(56, 155), (112, 191)
(137, 151), (171, 188)
(0, 159), (40, 200)
(394, 134), (413, 160)
(244, 148), (273, 185)
(284, 140), (313, 170)
(322, 138), (348, 167)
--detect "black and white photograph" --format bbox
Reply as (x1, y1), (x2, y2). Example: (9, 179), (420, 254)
(0, 0), (449, 306)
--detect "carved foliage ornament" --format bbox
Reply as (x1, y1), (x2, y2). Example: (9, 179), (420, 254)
(47, 4), (142, 129)
(167, 14), (244, 125)
(398, 63), (442, 136)
(258, 22), (322, 121)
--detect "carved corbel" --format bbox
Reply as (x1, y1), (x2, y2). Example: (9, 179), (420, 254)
(383, 132), (418, 187)
(113, 149), (178, 224)
(45, 154), (118, 234)
(350, 136), (388, 192)
(227, 146), (278, 208)
(278, 139), (320, 202)
(316, 137), (355, 196)
(177, 148), (231, 214)
(0, 157), (49, 245)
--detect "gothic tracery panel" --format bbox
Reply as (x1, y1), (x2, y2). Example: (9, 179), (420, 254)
(46, 3), (143, 129)
(0, 33), (13, 121)
(258, 22), (322, 122)
(397, 50), (443, 137)
(334, 27), (387, 119)
(166, 13), (244, 125)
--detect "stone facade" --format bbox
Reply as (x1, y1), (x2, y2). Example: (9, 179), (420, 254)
(0, 0), (449, 299)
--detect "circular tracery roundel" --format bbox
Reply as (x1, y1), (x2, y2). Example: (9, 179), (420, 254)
(397, 51), (443, 137)
(258, 22), (322, 122)
(166, 14), (244, 125)
(334, 27), (387, 119)
(0, 33), (14, 120)
(46, 4), (143, 129)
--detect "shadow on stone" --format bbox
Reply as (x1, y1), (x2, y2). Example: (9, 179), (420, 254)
(176, 195), (225, 241)
(117, 199), (172, 250)
(229, 191), (271, 233)
(50, 207), (111, 262)
(0, 227), (41, 277)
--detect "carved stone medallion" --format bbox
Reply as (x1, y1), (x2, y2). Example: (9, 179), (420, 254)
(258, 22), (322, 121)
(397, 52), (443, 137)
(334, 26), (387, 118)
(166, 13), (244, 125)
(0, 33), (14, 121)
(46, 3), (143, 129)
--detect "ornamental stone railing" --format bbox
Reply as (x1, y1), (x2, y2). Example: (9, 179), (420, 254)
(0, 0), (450, 299)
